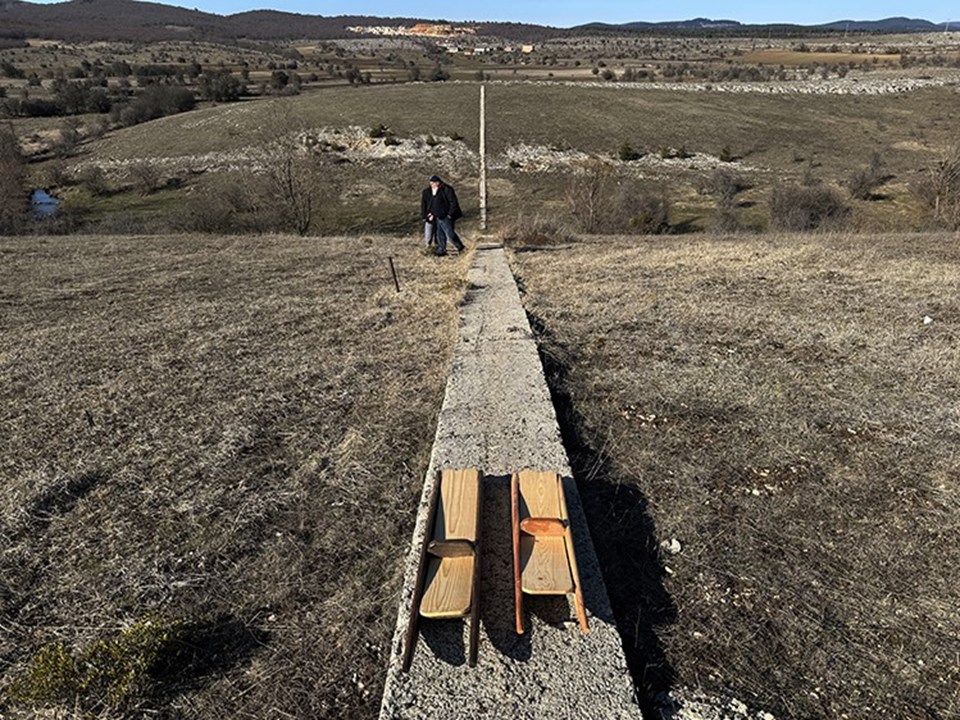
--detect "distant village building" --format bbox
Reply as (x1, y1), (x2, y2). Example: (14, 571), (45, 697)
(521, 44), (535, 54)
(347, 23), (476, 38)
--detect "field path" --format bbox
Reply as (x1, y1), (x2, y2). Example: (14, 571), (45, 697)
(379, 245), (640, 719)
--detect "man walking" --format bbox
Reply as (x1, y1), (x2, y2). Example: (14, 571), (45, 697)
(420, 175), (464, 256)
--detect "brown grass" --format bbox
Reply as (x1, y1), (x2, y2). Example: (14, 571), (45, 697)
(511, 233), (960, 719)
(0, 233), (469, 718)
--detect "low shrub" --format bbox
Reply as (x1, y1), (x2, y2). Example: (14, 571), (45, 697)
(176, 191), (235, 233)
(846, 152), (885, 200)
(712, 206), (743, 233)
(614, 186), (671, 234)
(8, 616), (182, 714)
(618, 143), (643, 162)
(701, 167), (747, 204)
(501, 216), (574, 247)
(769, 182), (850, 231)
(566, 162), (670, 235)
(77, 165), (109, 196)
(129, 162), (162, 195)
(913, 146), (960, 230)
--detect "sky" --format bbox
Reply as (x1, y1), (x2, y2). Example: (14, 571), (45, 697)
(25, 0), (954, 25)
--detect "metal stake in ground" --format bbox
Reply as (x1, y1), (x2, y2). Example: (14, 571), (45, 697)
(388, 256), (401, 293)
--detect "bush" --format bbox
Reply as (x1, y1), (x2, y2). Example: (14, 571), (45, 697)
(769, 182), (850, 231)
(129, 162), (162, 195)
(713, 206), (743, 233)
(8, 616), (182, 714)
(567, 161), (670, 235)
(847, 152), (885, 200)
(501, 216), (573, 246)
(615, 186), (670, 234)
(112, 85), (195, 128)
(702, 167), (746, 204)
(57, 117), (82, 156)
(913, 147), (960, 230)
(198, 70), (245, 102)
(566, 161), (612, 233)
(618, 142), (643, 161)
(177, 191), (235, 233)
(77, 165), (109, 196)
(0, 60), (25, 79)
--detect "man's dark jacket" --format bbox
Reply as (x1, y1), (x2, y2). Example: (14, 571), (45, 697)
(421, 183), (463, 221)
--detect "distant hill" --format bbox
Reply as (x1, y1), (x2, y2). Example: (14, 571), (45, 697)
(0, 0), (427, 41)
(0, 0), (948, 42)
(0, 0), (560, 42)
(817, 17), (941, 31)
(574, 15), (947, 37)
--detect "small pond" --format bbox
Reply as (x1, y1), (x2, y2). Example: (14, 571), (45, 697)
(31, 188), (60, 218)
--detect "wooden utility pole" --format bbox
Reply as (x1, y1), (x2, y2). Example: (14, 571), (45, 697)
(479, 84), (487, 231)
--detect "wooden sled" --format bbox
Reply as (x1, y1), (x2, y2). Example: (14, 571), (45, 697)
(511, 470), (589, 635)
(402, 467), (482, 671)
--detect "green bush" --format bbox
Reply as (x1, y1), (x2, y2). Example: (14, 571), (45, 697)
(8, 616), (182, 714)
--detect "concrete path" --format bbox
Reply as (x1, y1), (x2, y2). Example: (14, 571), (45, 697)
(379, 245), (641, 720)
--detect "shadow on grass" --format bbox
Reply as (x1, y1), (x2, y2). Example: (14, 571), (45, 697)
(13, 470), (108, 541)
(669, 218), (702, 235)
(152, 615), (269, 699)
(524, 307), (678, 718)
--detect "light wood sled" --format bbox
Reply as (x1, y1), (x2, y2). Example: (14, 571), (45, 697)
(511, 470), (589, 635)
(402, 467), (482, 671)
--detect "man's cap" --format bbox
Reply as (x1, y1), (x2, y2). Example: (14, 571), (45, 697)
(429, 175), (442, 183)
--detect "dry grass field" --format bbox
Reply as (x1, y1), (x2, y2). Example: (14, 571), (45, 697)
(0, 234), (469, 718)
(510, 232), (960, 718)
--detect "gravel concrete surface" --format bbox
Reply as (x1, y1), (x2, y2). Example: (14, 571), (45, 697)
(379, 244), (641, 720)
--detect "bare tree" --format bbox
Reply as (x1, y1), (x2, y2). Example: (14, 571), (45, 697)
(931, 147), (960, 230)
(0, 123), (28, 234)
(566, 160), (613, 233)
(129, 162), (162, 195)
(255, 106), (323, 236)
